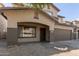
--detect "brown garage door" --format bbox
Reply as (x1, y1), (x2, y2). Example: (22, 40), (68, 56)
(53, 28), (72, 41)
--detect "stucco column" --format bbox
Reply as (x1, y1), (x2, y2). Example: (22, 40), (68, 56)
(76, 31), (78, 40)
(7, 21), (17, 45)
(72, 29), (75, 40)
(49, 30), (54, 42)
(49, 25), (55, 42)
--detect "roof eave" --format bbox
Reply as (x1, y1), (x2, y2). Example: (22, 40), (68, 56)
(51, 4), (60, 12)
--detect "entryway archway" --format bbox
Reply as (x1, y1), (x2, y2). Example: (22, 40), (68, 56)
(17, 22), (49, 43)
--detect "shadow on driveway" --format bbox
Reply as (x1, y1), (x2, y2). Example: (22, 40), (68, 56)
(0, 40), (79, 56)
(8, 40), (79, 56)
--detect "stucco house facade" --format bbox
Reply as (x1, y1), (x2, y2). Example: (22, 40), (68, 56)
(0, 3), (79, 45)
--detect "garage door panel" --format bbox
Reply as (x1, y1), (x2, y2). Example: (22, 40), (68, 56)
(54, 28), (72, 41)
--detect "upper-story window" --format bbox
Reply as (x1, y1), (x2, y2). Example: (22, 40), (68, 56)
(46, 10), (53, 16)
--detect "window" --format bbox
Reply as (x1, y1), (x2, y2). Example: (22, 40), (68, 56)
(18, 26), (36, 38)
(46, 11), (53, 16)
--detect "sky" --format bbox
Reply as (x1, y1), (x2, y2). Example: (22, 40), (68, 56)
(3, 3), (79, 21)
(55, 3), (79, 21)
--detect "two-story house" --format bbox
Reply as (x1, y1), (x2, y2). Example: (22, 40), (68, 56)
(0, 3), (76, 45)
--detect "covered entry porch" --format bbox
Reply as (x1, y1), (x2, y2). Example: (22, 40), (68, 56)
(18, 22), (50, 43)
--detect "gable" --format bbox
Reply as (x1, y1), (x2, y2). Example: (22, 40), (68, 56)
(43, 3), (60, 17)
(49, 4), (60, 17)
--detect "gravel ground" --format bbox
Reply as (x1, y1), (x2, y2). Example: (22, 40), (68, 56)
(0, 40), (79, 56)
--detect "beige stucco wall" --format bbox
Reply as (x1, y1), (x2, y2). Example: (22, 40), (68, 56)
(4, 9), (55, 30)
(4, 9), (55, 42)
(43, 4), (58, 17)
(58, 17), (65, 23)
(49, 5), (58, 17)
(54, 24), (73, 30)
(76, 24), (79, 27)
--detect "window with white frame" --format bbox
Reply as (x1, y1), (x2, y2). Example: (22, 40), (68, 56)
(18, 26), (36, 38)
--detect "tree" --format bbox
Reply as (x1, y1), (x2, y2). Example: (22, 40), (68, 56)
(12, 3), (49, 9)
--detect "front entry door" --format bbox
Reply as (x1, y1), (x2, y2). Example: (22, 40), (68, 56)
(40, 28), (46, 42)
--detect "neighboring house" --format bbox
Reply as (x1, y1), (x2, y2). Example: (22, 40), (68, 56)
(0, 4), (7, 39)
(0, 13), (7, 39)
(0, 3), (78, 45)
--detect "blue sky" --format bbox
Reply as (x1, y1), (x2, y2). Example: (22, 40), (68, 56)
(55, 3), (79, 21)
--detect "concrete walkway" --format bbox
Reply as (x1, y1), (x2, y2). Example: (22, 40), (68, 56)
(0, 40), (79, 56)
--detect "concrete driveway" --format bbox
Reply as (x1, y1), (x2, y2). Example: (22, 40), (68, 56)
(52, 40), (79, 56)
(0, 40), (79, 56)
(0, 40), (9, 56)
(7, 40), (79, 56)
